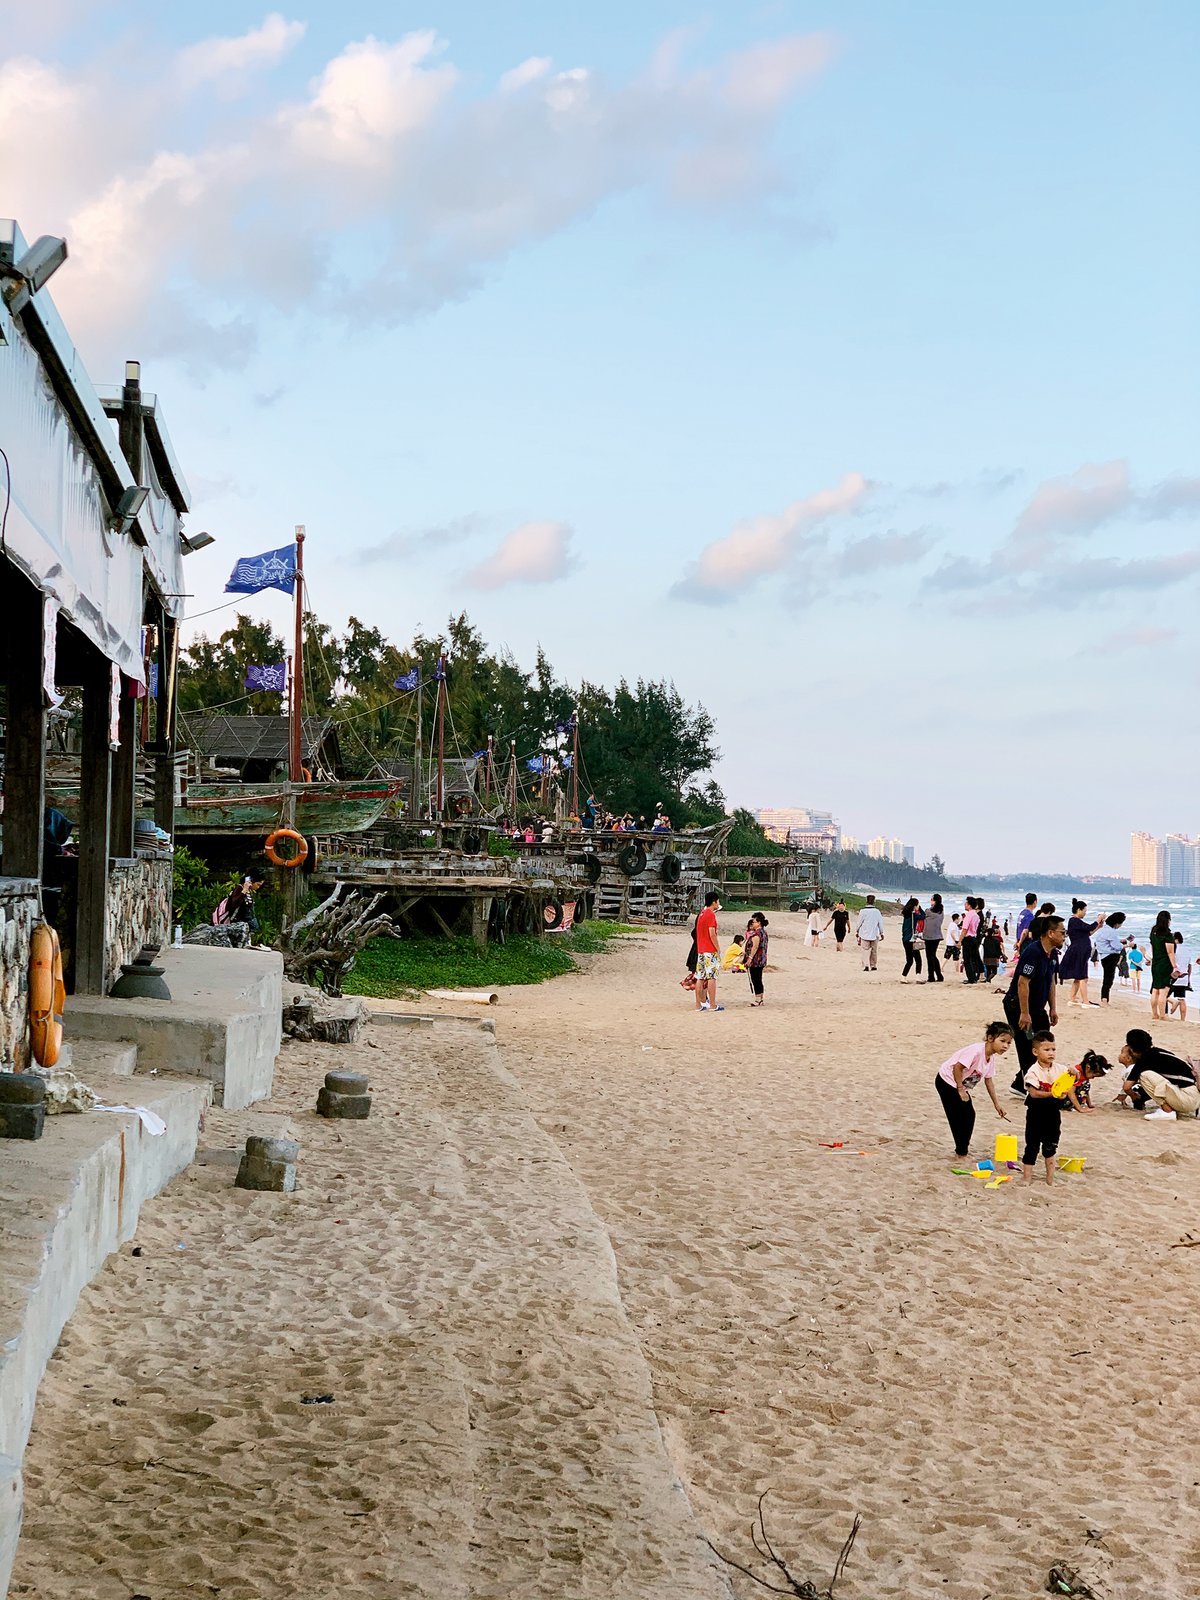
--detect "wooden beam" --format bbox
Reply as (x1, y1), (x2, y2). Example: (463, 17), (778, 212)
(470, 895), (492, 954)
(110, 687), (136, 858)
(428, 901), (456, 940)
(76, 648), (113, 994)
(4, 584), (47, 881)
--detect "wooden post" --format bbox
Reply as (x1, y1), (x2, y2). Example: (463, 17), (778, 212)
(470, 895), (491, 954)
(289, 526), (305, 783)
(77, 646), (113, 994)
(110, 686), (136, 858)
(153, 613), (178, 837)
(4, 587), (48, 881)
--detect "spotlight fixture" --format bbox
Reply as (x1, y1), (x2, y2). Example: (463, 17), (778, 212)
(180, 529), (216, 555)
(109, 485), (149, 534)
(0, 234), (69, 315)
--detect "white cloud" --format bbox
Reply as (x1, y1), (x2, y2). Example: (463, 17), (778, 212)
(177, 13), (306, 93)
(464, 521), (576, 590)
(2, 25), (837, 368)
(1013, 460), (1132, 541)
(673, 472), (868, 602)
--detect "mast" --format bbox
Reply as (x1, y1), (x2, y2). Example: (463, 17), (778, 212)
(414, 679), (424, 819)
(508, 740), (517, 814)
(485, 733), (494, 809)
(570, 710), (579, 816)
(435, 656), (446, 819)
(289, 525), (305, 783)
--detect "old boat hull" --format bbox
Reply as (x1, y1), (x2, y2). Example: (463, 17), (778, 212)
(175, 780), (401, 837)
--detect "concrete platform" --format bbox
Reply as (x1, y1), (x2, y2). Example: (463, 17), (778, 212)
(64, 945), (283, 1110)
(0, 1071), (210, 1595)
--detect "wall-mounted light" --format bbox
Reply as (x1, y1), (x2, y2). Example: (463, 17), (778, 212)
(180, 529), (215, 555)
(109, 485), (149, 534)
(1, 234), (69, 315)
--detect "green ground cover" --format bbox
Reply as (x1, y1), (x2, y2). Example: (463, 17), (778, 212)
(342, 921), (639, 997)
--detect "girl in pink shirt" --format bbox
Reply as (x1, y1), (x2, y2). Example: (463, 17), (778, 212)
(934, 1021), (1014, 1158)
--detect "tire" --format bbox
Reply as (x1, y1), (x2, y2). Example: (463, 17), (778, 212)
(302, 836), (319, 874)
(543, 900), (565, 930)
(584, 854), (602, 884)
(660, 854), (682, 884)
(462, 832), (482, 855)
(617, 842), (647, 877)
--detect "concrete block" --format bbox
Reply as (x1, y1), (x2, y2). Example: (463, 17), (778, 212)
(245, 1135), (299, 1163)
(235, 1153), (297, 1192)
(316, 1087), (371, 1120)
(324, 1070), (368, 1095)
(0, 1073), (47, 1105)
(0, 1103), (45, 1140)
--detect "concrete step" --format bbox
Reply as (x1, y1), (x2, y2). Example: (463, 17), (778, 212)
(57, 1039), (138, 1078)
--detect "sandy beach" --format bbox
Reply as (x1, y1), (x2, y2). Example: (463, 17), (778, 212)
(12, 913), (1200, 1599)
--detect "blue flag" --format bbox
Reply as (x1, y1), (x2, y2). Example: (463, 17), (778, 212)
(435, 655), (447, 683)
(526, 756), (545, 773)
(225, 544), (297, 596)
(245, 663), (288, 693)
(149, 663), (159, 697)
(393, 667), (420, 691)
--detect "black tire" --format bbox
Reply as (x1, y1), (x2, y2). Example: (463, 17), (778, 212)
(462, 832), (482, 855)
(324, 1070), (368, 1096)
(543, 900), (565, 930)
(584, 854), (602, 884)
(302, 836), (319, 874)
(660, 854), (682, 884)
(618, 842), (647, 877)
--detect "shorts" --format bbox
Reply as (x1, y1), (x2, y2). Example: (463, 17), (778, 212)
(696, 952), (719, 980)
(1170, 985), (1190, 998)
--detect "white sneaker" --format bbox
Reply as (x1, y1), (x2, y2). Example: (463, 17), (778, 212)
(699, 1001), (710, 1011)
(1144, 1108), (1177, 1120)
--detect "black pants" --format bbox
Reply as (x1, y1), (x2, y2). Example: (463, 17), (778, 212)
(1022, 1097), (1061, 1164)
(1003, 994), (1049, 1091)
(902, 940), (923, 977)
(1101, 953), (1120, 1002)
(936, 1073), (975, 1156)
(925, 940), (943, 982)
(748, 966), (764, 997)
(962, 936), (983, 982)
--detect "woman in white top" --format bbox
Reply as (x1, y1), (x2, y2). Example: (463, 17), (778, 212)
(935, 1021), (1013, 1158)
(806, 907), (822, 947)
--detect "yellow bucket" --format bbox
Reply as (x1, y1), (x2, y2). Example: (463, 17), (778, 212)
(1051, 1070), (1076, 1099)
(994, 1133), (1019, 1164)
(1057, 1156), (1085, 1174)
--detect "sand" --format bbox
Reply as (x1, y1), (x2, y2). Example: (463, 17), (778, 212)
(12, 913), (1200, 1599)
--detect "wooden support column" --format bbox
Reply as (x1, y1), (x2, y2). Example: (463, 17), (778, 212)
(110, 688), (136, 858)
(4, 588), (47, 881)
(153, 614), (178, 836)
(76, 647), (113, 994)
(470, 895), (492, 954)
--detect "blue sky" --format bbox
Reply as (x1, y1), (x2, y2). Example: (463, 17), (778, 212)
(6, 2), (1198, 872)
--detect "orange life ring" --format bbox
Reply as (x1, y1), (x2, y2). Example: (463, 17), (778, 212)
(265, 828), (309, 868)
(302, 767), (312, 782)
(30, 922), (65, 1068)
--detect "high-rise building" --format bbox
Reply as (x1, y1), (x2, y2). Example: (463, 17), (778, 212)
(1131, 831), (1169, 886)
(866, 836), (888, 859)
(839, 834), (858, 854)
(1164, 834), (1198, 888)
(753, 807), (841, 853)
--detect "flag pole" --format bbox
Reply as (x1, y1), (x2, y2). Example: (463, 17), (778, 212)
(571, 710), (580, 817)
(414, 679), (423, 819)
(436, 658), (446, 819)
(289, 525), (305, 783)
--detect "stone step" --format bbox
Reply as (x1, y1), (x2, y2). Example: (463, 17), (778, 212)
(57, 1039), (139, 1078)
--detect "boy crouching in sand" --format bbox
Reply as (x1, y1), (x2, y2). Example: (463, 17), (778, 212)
(1023, 1031), (1061, 1185)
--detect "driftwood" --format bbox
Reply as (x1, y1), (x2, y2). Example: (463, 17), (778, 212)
(280, 883), (403, 997)
(707, 1492), (861, 1599)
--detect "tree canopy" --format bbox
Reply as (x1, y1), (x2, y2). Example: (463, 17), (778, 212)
(177, 609), (725, 824)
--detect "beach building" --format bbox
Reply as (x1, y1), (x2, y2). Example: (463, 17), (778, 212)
(754, 806), (840, 852)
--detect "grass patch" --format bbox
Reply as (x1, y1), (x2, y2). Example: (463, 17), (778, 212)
(343, 921), (638, 997)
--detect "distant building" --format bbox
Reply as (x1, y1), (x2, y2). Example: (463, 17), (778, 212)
(1131, 830), (1199, 887)
(755, 806), (840, 853)
(839, 834), (858, 854)
(866, 836), (888, 859)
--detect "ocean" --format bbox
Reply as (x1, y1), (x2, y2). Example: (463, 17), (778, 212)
(961, 892), (1200, 956)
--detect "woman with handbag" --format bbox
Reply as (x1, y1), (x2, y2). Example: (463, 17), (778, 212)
(923, 894), (945, 983)
(901, 898), (925, 981)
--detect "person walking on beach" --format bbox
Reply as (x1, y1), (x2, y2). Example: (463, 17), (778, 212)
(743, 913), (769, 1005)
(856, 895), (885, 972)
(694, 891), (723, 1012)
(1166, 934), (1191, 1021)
(1092, 912), (1127, 1006)
(934, 1021), (1013, 1158)
(1116, 1028), (1200, 1119)
(1021, 1031), (1062, 1186)
(944, 913), (962, 970)
(1149, 911), (1178, 1021)
(923, 894), (945, 983)
(806, 906), (823, 948)
(1003, 914), (1065, 1094)
(1128, 942), (1146, 991)
(960, 898), (983, 984)
(1060, 900), (1103, 1007)
(824, 901), (851, 951)
(900, 898), (924, 981)
(1014, 892), (1039, 952)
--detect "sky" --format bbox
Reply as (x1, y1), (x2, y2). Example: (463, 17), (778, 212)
(4, 1), (1198, 874)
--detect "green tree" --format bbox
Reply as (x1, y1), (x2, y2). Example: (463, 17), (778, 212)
(178, 615), (289, 714)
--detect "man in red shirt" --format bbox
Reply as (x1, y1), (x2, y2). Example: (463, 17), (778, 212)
(694, 891), (724, 1012)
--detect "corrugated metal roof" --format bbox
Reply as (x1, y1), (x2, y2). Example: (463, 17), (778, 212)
(181, 713), (333, 762)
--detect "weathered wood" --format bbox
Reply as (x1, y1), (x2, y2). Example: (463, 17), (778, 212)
(470, 895), (492, 954)
(110, 688), (137, 858)
(427, 901), (456, 941)
(76, 648), (113, 994)
(4, 585), (47, 880)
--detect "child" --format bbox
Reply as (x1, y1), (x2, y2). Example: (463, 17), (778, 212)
(983, 921), (1006, 984)
(1128, 944), (1145, 992)
(1057, 1049), (1111, 1112)
(722, 933), (746, 972)
(944, 914), (962, 969)
(1022, 1030), (1062, 1186)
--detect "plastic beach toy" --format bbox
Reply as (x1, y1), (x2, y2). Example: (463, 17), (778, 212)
(1051, 1070), (1077, 1099)
(994, 1133), (1019, 1164)
(975, 1159), (994, 1171)
(1056, 1156), (1086, 1173)
(985, 1175), (1012, 1189)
